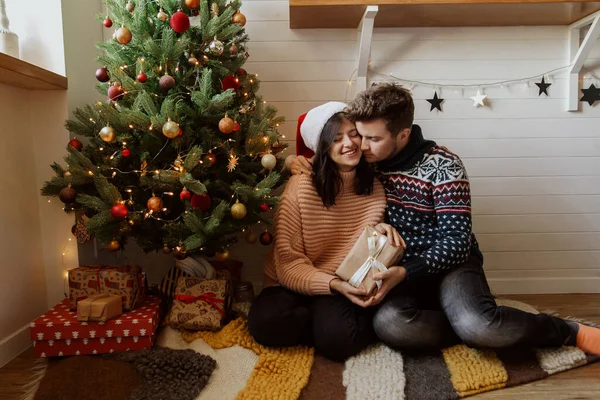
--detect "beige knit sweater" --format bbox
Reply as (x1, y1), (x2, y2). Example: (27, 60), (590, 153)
(263, 170), (387, 295)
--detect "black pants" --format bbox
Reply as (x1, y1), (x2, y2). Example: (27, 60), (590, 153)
(373, 255), (578, 349)
(248, 286), (376, 361)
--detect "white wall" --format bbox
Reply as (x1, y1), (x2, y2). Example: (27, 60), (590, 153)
(238, 1), (600, 294)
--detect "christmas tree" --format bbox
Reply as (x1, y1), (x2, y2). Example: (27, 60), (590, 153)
(41, 0), (287, 259)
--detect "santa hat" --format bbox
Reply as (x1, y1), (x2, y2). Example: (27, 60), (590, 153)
(296, 101), (347, 157)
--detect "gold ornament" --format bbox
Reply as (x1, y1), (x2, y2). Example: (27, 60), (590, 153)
(245, 231), (257, 244)
(162, 244), (171, 254)
(116, 27), (132, 44)
(173, 243), (189, 260)
(261, 153), (277, 170)
(162, 119), (180, 139)
(147, 196), (163, 212)
(99, 126), (117, 143)
(227, 154), (239, 172)
(215, 250), (230, 261)
(229, 43), (238, 55)
(185, 0), (200, 9)
(157, 9), (168, 21)
(208, 37), (224, 55)
(211, 2), (219, 17)
(188, 56), (198, 65)
(219, 115), (234, 133)
(64, 171), (72, 177)
(231, 200), (247, 219)
(232, 11), (246, 26)
(107, 239), (120, 252)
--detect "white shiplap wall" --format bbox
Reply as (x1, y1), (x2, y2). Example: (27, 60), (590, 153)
(238, 0), (600, 294)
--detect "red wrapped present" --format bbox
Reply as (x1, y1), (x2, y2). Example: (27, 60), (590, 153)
(68, 265), (143, 311)
(30, 296), (161, 357)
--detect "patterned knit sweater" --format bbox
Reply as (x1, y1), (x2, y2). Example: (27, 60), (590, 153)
(263, 171), (387, 296)
(378, 125), (481, 281)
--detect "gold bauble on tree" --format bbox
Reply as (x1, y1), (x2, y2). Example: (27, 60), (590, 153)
(245, 230), (258, 244)
(231, 200), (247, 219)
(215, 250), (230, 261)
(219, 115), (235, 134)
(99, 125), (117, 143)
(232, 11), (246, 26)
(157, 9), (168, 21)
(162, 119), (180, 139)
(185, 0), (200, 9)
(147, 196), (163, 213)
(107, 240), (121, 252)
(116, 27), (132, 44)
(162, 244), (171, 254)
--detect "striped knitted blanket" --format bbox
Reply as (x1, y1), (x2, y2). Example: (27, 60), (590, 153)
(157, 299), (598, 400)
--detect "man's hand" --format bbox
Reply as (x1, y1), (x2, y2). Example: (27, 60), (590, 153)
(291, 156), (314, 176)
(364, 266), (407, 307)
(374, 223), (406, 248)
(330, 278), (370, 307)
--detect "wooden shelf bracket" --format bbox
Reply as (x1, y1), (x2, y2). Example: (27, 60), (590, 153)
(567, 10), (600, 111)
(356, 5), (378, 92)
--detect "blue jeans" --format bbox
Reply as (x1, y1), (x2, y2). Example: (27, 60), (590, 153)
(373, 255), (578, 349)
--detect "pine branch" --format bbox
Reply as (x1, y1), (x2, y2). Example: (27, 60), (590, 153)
(85, 210), (114, 232)
(183, 233), (207, 252)
(183, 145), (203, 172)
(50, 162), (65, 177)
(77, 194), (109, 212)
(204, 201), (227, 234)
(180, 173), (206, 195)
(183, 212), (204, 234)
(94, 175), (122, 205)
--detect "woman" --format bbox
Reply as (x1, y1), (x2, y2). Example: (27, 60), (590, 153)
(248, 102), (404, 361)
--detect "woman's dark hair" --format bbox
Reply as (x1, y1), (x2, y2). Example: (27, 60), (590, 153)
(312, 112), (375, 207)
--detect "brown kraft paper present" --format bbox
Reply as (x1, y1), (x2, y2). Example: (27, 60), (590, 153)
(335, 225), (404, 295)
(68, 265), (143, 311)
(169, 276), (231, 331)
(77, 293), (123, 322)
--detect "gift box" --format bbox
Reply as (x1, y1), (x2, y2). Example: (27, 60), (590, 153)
(68, 265), (143, 311)
(335, 225), (404, 295)
(168, 276), (231, 331)
(158, 267), (231, 300)
(77, 293), (122, 322)
(30, 296), (161, 357)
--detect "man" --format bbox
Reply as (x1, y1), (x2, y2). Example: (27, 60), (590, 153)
(291, 83), (600, 354)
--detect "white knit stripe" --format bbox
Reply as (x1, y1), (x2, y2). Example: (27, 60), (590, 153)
(343, 344), (406, 400)
(157, 326), (259, 400)
(534, 346), (588, 375)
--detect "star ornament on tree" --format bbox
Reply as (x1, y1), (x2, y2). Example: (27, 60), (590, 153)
(427, 92), (444, 112)
(580, 84), (600, 106)
(470, 89), (487, 107)
(535, 77), (552, 96)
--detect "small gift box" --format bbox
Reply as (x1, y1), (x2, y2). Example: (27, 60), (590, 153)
(168, 276), (231, 331)
(335, 225), (404, 295)
(77, 293), (122, 322)
(68, 265), (143, 311)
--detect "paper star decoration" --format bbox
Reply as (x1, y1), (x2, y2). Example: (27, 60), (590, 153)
(580, 84), (600, 106)
(470, 90), (487, 107)
(535, 77), (552, 96)
(227, 154), (239, 172)
(426, 92), (444, 112)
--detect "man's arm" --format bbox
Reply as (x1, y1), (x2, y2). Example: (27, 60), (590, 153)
(290, 156), (314, 175)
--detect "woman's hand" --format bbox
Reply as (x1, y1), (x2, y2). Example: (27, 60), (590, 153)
(374, 223), (406, 248)
(290, 156), (314, 176)
(364, 266), (407, 307)
(330, 278), (370, 307)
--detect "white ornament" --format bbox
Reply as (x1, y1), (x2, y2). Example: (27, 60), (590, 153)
(261, 153), (277, 170)
(0, 0), (19, 58)
(470, 89), (487, 107)
(284, 155), (296, 171)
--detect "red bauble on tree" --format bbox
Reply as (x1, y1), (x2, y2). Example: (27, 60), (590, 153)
(137, 72), (147, 83)
(108, 84), (124, 102)
(204, 154), (216, 166)
(68, 137), (83, 151)
(110, 203), (128, 220)
(236, 68), (247, 77)
(59, 186), (77, 204)
(233, 122), (241, 132)
(179, 188), (191, 201)
(96, 67), (109, 82)
(103, 17), (113, 28)
(260, 231), (273, 246)
(121, 148), (131, 157)
(221, 75), (240, 92)
(170, 11), (190, 33)
(191, 194), (211, 211)
(259, 203), (269, 212)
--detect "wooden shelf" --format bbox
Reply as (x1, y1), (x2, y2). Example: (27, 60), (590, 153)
(0, 53), (67, 90)
(290, 0), (600, 28)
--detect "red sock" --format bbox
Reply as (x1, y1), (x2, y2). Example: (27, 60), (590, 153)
(576, 323), (600, 356)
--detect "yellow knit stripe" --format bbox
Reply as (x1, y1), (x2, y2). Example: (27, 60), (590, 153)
(442, 345), (508, 397)
(182, 318), (314, 400)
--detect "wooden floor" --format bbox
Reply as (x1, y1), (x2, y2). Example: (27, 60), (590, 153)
(0, 294), (598, 400)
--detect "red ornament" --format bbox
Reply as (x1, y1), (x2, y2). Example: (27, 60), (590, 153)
(190, 194), (211, 211)
(178, 128), (183, 137)
(236, 68), (247, 77)
(259, 231), (273, 246)
(96, 67), (109, 82)
(71, 224), (77, 236)
(179, 189), (191, 201)
(137, 72), (147, 83)
(221, 75), (240, 92)
(170, 11), (190, 33)
(233, 122), (241, 132)
(204, 154), (216, 165)
(108, 84), (124, 102)
(68, 137), (83, 151)
(121, 148), (131, 157)
(259, 203), (269, 212)
(103, 17), (113, 28)
(110, 203), (129, 220)
(59, 187), (77, 204)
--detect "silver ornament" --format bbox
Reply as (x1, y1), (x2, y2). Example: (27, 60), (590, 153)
(208, 37), (224, 56)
